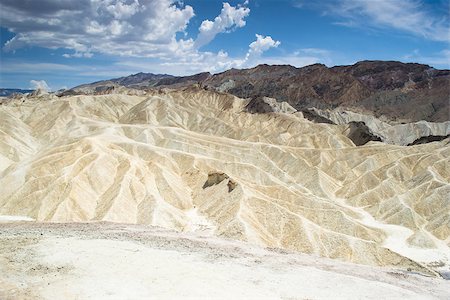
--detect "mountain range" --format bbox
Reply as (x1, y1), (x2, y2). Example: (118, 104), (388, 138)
(67, 60), (450, 123)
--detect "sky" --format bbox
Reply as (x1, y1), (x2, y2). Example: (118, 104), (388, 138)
(0, 0), (449, 90)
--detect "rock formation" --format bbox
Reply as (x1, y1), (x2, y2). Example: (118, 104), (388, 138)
(308, 108), (450, 146)
(343, 121), (382, 146)
(245, 96), (297, 114)
(0, 87), (448, 277)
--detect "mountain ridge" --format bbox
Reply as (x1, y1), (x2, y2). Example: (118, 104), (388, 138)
(66, 60), (450, 123)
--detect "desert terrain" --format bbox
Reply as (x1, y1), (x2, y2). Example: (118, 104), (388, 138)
(1, 221), (449, 299)
(0, 80), (449, 298)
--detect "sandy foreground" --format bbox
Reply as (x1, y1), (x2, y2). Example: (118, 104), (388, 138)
(0, 221), (449, 300)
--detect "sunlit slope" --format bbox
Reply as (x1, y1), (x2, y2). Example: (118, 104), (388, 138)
(0, 88), (448, 274)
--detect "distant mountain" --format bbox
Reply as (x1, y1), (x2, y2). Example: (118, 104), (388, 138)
(203, 61), (449, 123)
(66, 61), (450, 122)
(155, 72), (211, 88)
(68, 73), (173, 94)
(112, 72), (173, 86)
(0, 88), (33, 97)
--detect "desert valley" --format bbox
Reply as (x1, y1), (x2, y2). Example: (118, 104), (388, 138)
(1, 0), (450, 298)
(0, 61), (449, 299)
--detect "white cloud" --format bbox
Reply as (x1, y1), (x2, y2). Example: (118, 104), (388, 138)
(2, 41), (329, 90)
(2, 62), (78, 73)
(195, 2), (250, 48)
(1, 0), (255, 71)
(245, 34), (281, 61)
(106, 0), (141, 19)
(1, 1), (287, 79)
(2, 0), (195, 57)
(136, 34), (282, 75)
(30, 80), (50, 91)
(252, 47), (333, 68)
(322, 0), (449, 42)
(63, 52), (93, 58)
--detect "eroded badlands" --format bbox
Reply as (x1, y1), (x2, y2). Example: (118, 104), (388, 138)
(0, 88), (449, 278)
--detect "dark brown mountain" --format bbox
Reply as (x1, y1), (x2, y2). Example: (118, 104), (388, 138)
(202, 61), (449, 122)
(112, 72), (173, 86)
(155, 72), (211, 88)
(67, 61), (449, 122)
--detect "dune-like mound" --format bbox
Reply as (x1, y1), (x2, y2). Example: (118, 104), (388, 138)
(0, 87), (448, 276)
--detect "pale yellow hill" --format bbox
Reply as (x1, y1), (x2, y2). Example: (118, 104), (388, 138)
(0, 88), (448, 276)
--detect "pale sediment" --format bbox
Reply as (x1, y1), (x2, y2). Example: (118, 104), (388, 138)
(0, 88), (448, 276)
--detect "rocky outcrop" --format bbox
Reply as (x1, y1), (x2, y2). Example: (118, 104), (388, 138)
(309, 108), (450, 146)
(202, 172), (237, 193)
(344, 121), (382, 146)
(245, 96), (296, 114)
(300, 109), (335, 124)
(408, 134), (450, 146)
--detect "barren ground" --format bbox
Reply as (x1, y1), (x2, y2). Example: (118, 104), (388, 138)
(1, 221), (449, 300)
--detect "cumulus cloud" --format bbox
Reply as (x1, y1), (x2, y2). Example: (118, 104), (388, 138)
(1, 0), (254, 63)
(105, 0), (141, 19)
(148, 34), (281, 74)
(1, 0), (284, 77)
(2, 0), (195, 57)
(30, 80), (50, 92)
(195, 2), (250, 48)
(245, 34), (281, 61)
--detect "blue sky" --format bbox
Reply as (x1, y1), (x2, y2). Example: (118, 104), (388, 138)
(0, 0), (448, 90)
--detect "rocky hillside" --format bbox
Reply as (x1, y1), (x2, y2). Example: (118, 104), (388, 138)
(204, 61), (449, 122)
(67, 61), (450, 123)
